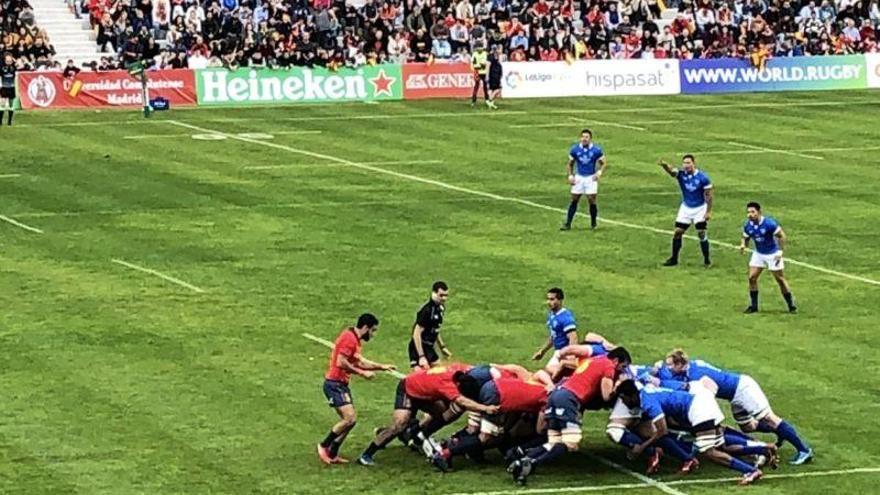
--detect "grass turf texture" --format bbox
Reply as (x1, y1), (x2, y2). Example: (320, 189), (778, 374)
(1, 91), (879, 495)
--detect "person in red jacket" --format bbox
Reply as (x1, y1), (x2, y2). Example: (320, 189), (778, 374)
(317, 313), (397, 464)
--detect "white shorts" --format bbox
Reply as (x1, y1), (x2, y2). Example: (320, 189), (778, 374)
(675, 203), (708, 225)
(609, 397), (641, 420)
(731, 375), (772, 424)
(749, 250), (784, 271)
(687, 393), (725, 429)
(546, 350), (562, 369)
(571, 174), (599, 195)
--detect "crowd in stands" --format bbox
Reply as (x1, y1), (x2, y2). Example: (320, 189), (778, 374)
(4, 0), (880, 70)
(1, 0), (63, 69)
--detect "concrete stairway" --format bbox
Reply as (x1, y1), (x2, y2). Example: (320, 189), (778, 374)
(31, 0), (103, 68)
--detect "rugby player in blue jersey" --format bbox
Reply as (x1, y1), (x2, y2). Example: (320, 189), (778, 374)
(660, 349), (813, 465)
(532, 288), (579, 376)
(658, 155), (713, 267)
(741, 202), (797, 313)
(616, 380), (765, 485)
(561, 129), (607, 231)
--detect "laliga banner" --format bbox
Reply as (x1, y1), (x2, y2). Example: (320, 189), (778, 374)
(866, 53), (880, 89)
(501, 60), (680, 98)
(402, 63), (475, 99)
(17, 69), (197, 109)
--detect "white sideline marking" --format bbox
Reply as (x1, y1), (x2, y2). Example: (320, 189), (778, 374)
(21, 98), (880, 128)
(568, 117), (646, 132)
(302, 333), (406, 379)
(585, 453), (686, 495)
(243, 160), (444, 171)
(445, 466), (880, 495)
(693, 145), (880, 156)
(0, 214), (44, 234)
(166, 120), (880, 287)
(727, 141), (824, 161)
(110, 258), (205, 293)
(123, 130), (322, 140)
(0, 173), (21, 179)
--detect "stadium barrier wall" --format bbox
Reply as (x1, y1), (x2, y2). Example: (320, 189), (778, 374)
(866, 53), (880, 89)
(401, 63), (474, 99)
(679, 55), (868, 93)
(195, 65), (402, 105)
(15, 56), (879, 110)
(501, 59), (681, 98)
(16, 69), (196, 109)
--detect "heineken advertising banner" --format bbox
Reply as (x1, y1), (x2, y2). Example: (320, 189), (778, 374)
(196, 65), (402, 105)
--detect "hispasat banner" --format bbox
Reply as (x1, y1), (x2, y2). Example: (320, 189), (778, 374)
(402, 63), (475, 99)
(17, 69), (197, 109)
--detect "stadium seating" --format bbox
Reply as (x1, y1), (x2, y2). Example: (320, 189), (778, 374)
(12, 0), (880, 70)
(1, 0), (60, 68)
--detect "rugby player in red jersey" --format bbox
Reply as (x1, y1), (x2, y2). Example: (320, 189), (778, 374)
(433, 376), (550, 469)
(317, 313), (397, 464)
(508, 348), (632, 485)
(357, 363), (500, 466)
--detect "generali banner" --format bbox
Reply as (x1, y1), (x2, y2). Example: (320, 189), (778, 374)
(17, 69), (197, 109)
(402, 63), (474, 99)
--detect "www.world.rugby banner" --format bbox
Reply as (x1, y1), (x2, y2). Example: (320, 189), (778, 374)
(17, 69), (197, 109)
(679, 55), (867, 94)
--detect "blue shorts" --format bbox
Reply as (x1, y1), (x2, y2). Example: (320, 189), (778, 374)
(323, 379), (353, 408)
(478, 380), (501, 405)
(544, 387), (581, 431)
(467, 365), (494, 387)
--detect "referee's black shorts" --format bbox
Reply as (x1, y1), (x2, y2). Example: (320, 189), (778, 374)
(0, 87), (15, 99)
(488, 77), (501, 91)
(408, 341), (440, 368)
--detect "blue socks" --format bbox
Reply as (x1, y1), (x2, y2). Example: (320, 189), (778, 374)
(565, 201), (578, 226)
(659, 436), (694, 461)
(729, 457), (757, 474)
(531, 443), (568, 466)
(776, 421), (810, 452)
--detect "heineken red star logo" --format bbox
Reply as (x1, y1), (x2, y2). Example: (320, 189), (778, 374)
(369, 69), (396, 97)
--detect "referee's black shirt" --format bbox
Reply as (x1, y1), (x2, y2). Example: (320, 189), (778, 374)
(407, 298), (444, 366)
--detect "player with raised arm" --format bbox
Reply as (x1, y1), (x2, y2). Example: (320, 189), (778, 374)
(740, 202), (797, 313)
(660, 349), (813, 465)
(658, 155), (713, 267)
(561, 129), (607, 231)
(531, 288), (579, 376)
(318, 313), (397, 464)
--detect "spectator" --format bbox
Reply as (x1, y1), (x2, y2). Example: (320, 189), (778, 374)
(62, 58), (81, 78)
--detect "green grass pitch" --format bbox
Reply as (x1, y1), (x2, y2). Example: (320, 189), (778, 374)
(1, 91), (879, 495)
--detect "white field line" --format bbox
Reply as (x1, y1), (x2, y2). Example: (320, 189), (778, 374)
(302, 333), (406, 379)
(727, 141), (824, 161)
(243, 159), (444, 171)
(123, 130), (322, 140)
(0, 214), (44, 234)
(568, 117), (646, 132)
(302, 334), (676, 493)
(110, 258), (205, 293)
(691, 145), (880, 156)
(0, 173), (21, 179)
(585, 453), (686, 495)
(445, 466), (880, 495)
(166, 120), (880, 287)
(20, 98), (880, 128)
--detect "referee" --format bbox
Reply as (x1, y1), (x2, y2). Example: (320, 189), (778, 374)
(1, 53), (17, 126)
(408, 281), (451, 369)
(487, 44), (503, 108)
